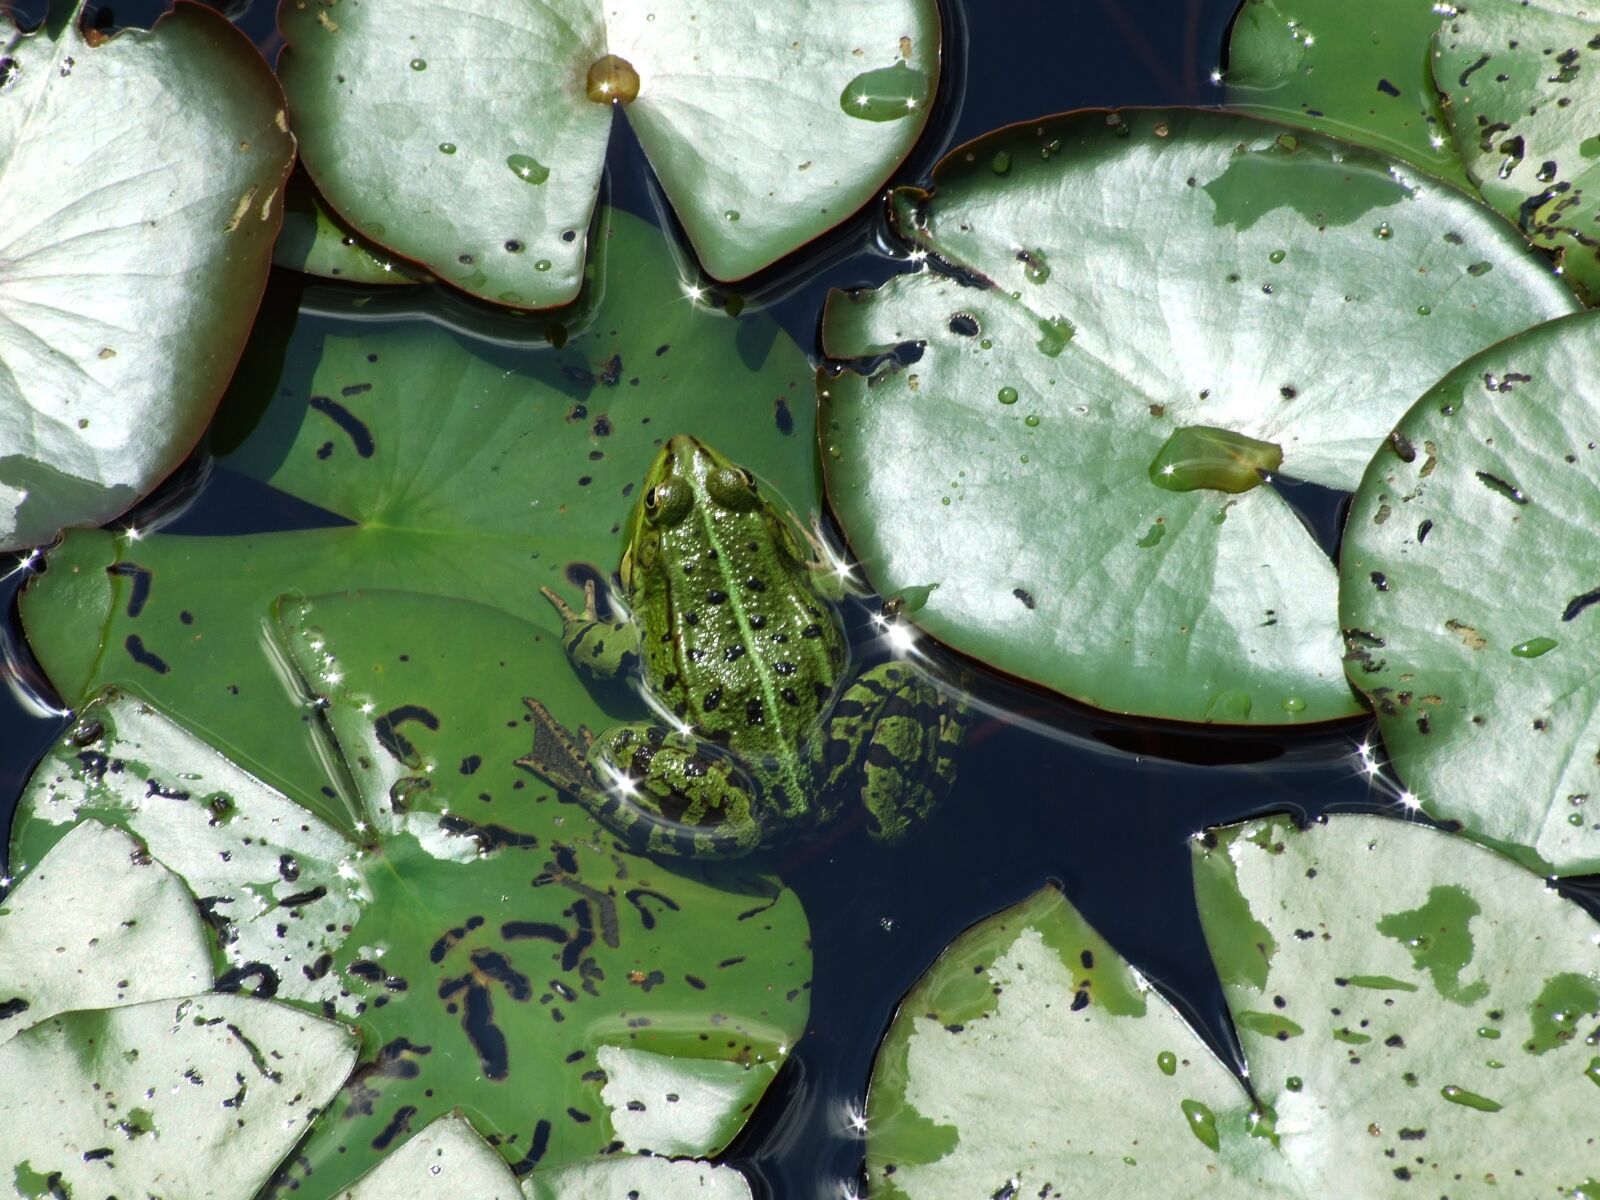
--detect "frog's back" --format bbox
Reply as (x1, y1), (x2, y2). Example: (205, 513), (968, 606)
(622, 438), (848, 817)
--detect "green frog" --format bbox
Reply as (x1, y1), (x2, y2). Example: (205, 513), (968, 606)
(518, 435), (966, 858)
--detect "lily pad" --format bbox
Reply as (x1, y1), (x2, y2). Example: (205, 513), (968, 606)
(9, 587), (811, 1199)
(524, 1155), (752, 1199)
(1432, 0), (1600, 303)
(867, 813), (1600, 1196)
(0, 818), (358, 1199)
(337, 1111), (753, 1199)
(277, 0), (939, 307)
(1340, 310), (1600, 874)
(275, 171), (429, 285)
(1, 995), (359, 1200)
(19, 208), (817, 816)
(0, 819), (210, 1043)
(0, 2), (295, 551)
(1225, 0), (1471, 190)
(339, 1114), (525, 1199)
(819, 108), (1577, 724)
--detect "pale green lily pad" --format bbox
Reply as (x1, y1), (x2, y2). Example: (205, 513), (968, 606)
(1340, 310), (1600, 874)
(820, 108), (1576, 725)
(868, 814), (1600, 1197)
(0, 994), (358, 1200)
(0, 819), (210, 1045)
(1433, 0), (1600, 303)
(525, 1155), (752, 1199)
(277, 0), (939, 307)
(337, 1111), (752, 1199)
(1225, 0), (1471, 190)
(0, 2), (295, 551)
(19, 208), (816, 818)
(10, 587), (810, 1198)
(338, 1114), (524, 1198)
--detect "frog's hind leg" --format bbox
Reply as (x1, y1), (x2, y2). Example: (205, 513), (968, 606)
(585, 725), (766, 859)
(519, 701), (764, 859)
(818, 663), (968, 844)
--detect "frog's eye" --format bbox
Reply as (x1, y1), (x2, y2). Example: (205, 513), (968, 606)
(706, 466), (759, 510)
(643, 477), (692, 525)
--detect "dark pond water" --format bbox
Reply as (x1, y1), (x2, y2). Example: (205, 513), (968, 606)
(0, 1), (1447, 1196)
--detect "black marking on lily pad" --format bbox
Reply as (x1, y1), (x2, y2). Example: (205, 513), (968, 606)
(503, 920), (569, 943)
(508, 1119), (553, 1175)
(1474, 471), (1528, 504)
(215, 962), (280, 998)
(124, 635), (168, 673)
(371, 1104), (419, 1151)
(1563, 587), (1600, 622)
(308, 395), (375, 457)
(1459, 53), (1491, 87)
(438, 813), (539, 852)
(106, 562), (151, 617)
(374, 705), (440, 765)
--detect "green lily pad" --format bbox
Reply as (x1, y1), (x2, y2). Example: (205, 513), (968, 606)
(274, 171), (429, 285)
(1340, 310), (1600, 874)
(10, 589), (811, 1199)
(19, 208), (816, 818)
(1225, 0), (1471, 190)
(1432, 0), (1600, 302)
(867, 813), (1600, 1196)
(819, 108), (1576, 725)
(0, 820), (210, 1043)
(277, 0), (939, 307)
(0, 2), (295, 551)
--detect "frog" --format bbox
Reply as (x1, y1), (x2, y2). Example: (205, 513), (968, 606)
(517, 434), (966, 858)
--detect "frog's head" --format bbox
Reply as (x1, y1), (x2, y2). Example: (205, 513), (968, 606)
(619, 435), (786, 592)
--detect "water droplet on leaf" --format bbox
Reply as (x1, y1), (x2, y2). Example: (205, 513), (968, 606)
(507, 154), (550, 185)
(839, 62), (927, 121)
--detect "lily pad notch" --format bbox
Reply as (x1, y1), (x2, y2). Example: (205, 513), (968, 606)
(278, 0), (943, 308)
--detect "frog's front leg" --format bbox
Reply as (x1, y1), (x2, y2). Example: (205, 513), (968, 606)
(517, 700), (764, 859)
(540, 581), (641, 681)
(815, 663), (967, 844)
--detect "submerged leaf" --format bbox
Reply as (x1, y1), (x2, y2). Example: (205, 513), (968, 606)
(820, 108), (1574, 725)
(1225, 0), (1470, 189)
(0, 5), (295, 550)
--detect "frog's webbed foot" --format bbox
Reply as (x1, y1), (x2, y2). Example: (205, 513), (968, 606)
(540, 581), (640, 681)
(794, 515), (860, 603)
(818, 663), (969, 844)
(516, 697), (596, 799)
